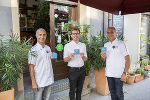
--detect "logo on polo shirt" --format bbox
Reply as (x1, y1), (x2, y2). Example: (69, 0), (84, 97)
(112, 46), (118, 49)
(46, 50), (50, 53)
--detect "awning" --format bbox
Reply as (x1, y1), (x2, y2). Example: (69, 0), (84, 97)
(68, 0), (150, 15)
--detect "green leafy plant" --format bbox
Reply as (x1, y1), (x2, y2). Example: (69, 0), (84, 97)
(141, 57), (150, 66)
(84, 61), (90, 76)
(63, 20), (80, 42)
(136, 55), (150, 66)
(80, 34), (90, 75)
(140, 34), (150, 64)
(135, 67), (148, 76)
(86, 32), (108, 70)
(0, 35), (32, 92)
(63, 20), (80, 32)
(34, 1), (50, 35)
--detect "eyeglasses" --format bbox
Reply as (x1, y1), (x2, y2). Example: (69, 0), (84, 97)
(107, 31), (115, 34)
(72, 33), (80, 35)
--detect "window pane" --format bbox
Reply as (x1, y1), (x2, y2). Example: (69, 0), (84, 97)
(54, 4), (72, 61)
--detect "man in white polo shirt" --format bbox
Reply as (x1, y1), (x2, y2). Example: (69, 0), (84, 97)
(101, 27), (130, 100)
(28, 28), (54, 100)
(63, 26), (87, 100)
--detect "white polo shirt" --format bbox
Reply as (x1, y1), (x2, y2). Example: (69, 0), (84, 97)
(104, 39), (129, 78)
(28, 42), (54, 87)
(63, 41), (87, 67)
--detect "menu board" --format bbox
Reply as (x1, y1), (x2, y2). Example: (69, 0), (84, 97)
(113, 15), (124, 35)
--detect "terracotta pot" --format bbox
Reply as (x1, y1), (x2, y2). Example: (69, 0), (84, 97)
(83, 75), (90, 89)
(134, 74), (144, 83)
(0, 88), (14, 100)
(126, 75), (135, 84)
(95, 67), (110, 96)
(144, 65), (150, 71)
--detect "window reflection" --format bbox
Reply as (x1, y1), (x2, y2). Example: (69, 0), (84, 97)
(54, 4), (72, 61)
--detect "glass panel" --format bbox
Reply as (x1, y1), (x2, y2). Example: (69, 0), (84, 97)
(140, 14), (150, 56)
(54, 4), (72, 61)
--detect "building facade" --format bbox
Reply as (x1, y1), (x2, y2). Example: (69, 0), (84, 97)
(1, 0), (150, 99)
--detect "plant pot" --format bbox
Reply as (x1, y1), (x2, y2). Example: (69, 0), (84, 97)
(83, 75), (90, 89)
(0, 88), (14, 100)
(134, 74), (144, 83)
(144, 65), (150, 71)
(95, 67), (110, 96)
(126, 74), (135, 84)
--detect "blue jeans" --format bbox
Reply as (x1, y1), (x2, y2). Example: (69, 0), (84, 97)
(107, 77), (124, 100)
(34, 85), (51, 100)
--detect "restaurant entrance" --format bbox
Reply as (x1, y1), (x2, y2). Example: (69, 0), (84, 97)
(19, 0), (78, 81)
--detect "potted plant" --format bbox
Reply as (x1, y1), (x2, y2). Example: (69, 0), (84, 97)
(126, 73), (135, 84)
(79, 24), (91, 89)
(0, 35), (32, 100)
(82, 61), (91, 89)
(134, 67), (146, 83)
(140, 56), (150, 71)
(85, 32), (110, 96)
(126, 61), (139, 84)
(140, 34), (150, 70)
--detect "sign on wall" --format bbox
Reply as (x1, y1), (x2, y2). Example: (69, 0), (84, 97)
(113, 15), (124, 35)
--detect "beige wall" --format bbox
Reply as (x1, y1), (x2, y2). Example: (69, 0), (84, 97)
(0, 0), (12, 39)
(11, 0), (20, 37)
(88, 7), (103, 36)
(124, 14), (141, 68)
(0, 0), (20, 38)
(79, 4), (89, 25)
(79, 4), (104, 39)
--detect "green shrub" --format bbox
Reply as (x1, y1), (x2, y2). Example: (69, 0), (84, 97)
(0, 35), (32, 92)
(86, 32), (108, 70)
(135, 68), (148, 76)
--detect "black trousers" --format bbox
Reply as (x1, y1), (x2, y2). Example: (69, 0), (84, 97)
(68, 66), (85, 100)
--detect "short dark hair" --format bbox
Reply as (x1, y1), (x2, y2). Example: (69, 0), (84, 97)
(107, 27), (116, 32)
(71, 25), (80, 34)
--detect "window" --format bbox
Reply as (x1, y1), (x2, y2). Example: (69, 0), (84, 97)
(54, 4), (72, 61)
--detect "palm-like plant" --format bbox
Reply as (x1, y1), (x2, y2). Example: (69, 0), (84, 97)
(0, 35), (32, 92)
(86, 32), (108, 70)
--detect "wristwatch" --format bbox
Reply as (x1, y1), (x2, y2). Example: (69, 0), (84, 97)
(123, 72), (127, 75)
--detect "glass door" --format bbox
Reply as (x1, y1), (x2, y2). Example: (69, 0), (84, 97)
(54, 4), (72, 61)
(50, 3), (77, 80)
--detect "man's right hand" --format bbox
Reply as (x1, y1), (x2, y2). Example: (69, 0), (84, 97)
(64, 53), (75, 62)
(69, 53), (75, 59)
(100, 52), (106, 61)
(32, 82), (38, 91)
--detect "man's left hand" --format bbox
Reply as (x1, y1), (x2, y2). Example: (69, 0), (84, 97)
(80, 53), (84, 58)
(120, 73), (126, 81)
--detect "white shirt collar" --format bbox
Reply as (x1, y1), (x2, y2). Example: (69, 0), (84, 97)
(71, 40), (80, 45)
(109, 38), (118, 44)
(36, 42), (45, 49)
